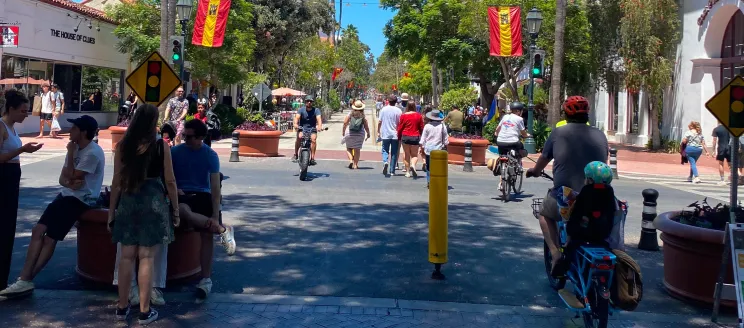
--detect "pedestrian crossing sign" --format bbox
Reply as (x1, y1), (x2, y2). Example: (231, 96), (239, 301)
(125, 51), (182, 107)
(706, 76), (744, 137)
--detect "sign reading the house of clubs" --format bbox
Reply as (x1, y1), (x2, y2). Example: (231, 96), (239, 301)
(126, 51), (182, 107)
(706, 76), (744, 137)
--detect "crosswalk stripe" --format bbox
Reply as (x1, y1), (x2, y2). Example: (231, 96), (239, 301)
(621, 173), (743, 202)
(19, 152), (65, 167)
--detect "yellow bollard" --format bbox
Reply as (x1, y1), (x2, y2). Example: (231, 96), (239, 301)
(428, 150), (448, 280)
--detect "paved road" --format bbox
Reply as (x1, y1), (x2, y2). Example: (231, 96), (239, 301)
(8, 153), (732, 322)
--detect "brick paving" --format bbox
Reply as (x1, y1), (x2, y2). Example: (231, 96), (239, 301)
(0, 290), (733, 327)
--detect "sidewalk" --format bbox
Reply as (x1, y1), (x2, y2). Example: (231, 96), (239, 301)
(0, 290), (732, 327)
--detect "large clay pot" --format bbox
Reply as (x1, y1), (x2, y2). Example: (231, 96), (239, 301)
(654, 211), (735, 307)
(166, 227), (202, 282)
(76, 209), (117, 284)
(446, 137), (490, 166)
(237, 130), (283, 157)
(109, 126), (127, 151)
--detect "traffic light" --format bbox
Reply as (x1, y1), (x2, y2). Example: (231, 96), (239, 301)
(730, 85), (744, 128)
(531, 51), (544, 79)
(145, 61), (161, 102)
(169, 35), (184, 65)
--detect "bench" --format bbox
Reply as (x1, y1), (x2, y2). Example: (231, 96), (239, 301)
(75, 209), (202, 285)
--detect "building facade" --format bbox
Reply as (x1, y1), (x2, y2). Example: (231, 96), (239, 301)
(592, 0), (744, 147)
(0, 0), (129, 134)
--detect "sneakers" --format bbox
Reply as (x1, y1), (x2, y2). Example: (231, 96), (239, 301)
(693, 177), (702, 184)
(115, 303), (130, 321)
(150, 288), (165, 306)
(382, 163), (389, 175)
(405, 171), (411, 178)
(687, 176), (693, 182)
(291, 155), (298, 163)
(0, 279), (34, 296)
(138, 308), (159, 325)
(195, 278), (213, 299)
(718, 180), (728, 186)
(220, 225), (237, 255)
(309, 159), (317, 166)
(410, 168), (418, 178)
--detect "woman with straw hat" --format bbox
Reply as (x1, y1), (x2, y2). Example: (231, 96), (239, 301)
(420, 109), (449, 188)
(342, 100), (370, 169)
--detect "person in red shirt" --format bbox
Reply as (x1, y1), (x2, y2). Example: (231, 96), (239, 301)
(194, 99), (208, 123)
(397, 101), (424, 178)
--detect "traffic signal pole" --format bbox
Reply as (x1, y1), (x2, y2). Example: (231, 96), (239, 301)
(179, 19), (187, 89)
(524, 37), (538, 154)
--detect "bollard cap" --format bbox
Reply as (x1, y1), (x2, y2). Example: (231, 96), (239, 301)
(609, 147), (618, 154)
(642, 188), (659, 201)
(464, 140), (472, 146)
(232, 130), (240, 136)
(430, 150), (448, 160)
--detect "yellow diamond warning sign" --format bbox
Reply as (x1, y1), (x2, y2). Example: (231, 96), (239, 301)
(125, 51), (182, 107)
(706, 76), (744, 137)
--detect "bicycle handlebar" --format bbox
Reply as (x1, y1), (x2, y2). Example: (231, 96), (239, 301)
(525, 169), (553, 181)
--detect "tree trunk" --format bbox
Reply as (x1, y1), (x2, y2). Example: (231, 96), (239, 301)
(496, 57), (519, 102)
(478, 72), (493, 110)
(168, 0), (177, 38)
(159, 1), (168, 56)
(650, 95), (661, 149)
(431, 61), (439, 107)
(548, 0), (567, 126)
(330, 0), (336, 47)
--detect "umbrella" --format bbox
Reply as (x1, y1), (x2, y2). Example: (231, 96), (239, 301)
(271, 87), (306, 97)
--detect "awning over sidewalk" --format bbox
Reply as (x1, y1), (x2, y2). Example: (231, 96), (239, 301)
(272, 87), (306, 97)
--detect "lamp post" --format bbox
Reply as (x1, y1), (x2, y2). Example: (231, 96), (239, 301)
(524, 7), (543, 154)
(176, 0), (193, 88)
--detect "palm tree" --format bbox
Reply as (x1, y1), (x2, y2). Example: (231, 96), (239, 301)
(549, 0), (567, 126)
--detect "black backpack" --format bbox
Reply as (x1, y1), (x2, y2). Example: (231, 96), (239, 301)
(566, 184), (617, 245)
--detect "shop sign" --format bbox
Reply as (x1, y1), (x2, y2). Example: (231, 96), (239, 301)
(50, 29), (95, 45)
(0, 26), (19, 48)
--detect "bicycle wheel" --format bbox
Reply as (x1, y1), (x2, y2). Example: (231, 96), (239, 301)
(299, 149), (310, 181)
(513, 166), (524, 194)
(500, 163), (510, 202)
(582, 285), (610, 328)
(543, 241), (566, 290)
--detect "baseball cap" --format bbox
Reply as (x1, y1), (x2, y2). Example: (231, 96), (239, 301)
(67, 115), (98, 133)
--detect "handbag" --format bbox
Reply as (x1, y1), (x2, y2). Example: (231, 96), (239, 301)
(51, 116), (61, 131)
(32, 95), (42, 116)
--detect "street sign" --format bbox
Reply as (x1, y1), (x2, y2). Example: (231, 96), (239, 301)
(125, 51), (182, 107)
(252, 83), (272, 101)
(706, 76), (744, 137)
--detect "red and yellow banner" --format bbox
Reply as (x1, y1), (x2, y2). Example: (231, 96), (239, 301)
(332, 67), (344, 81)
(192, 0), (231, 48)
(488, 7), (523, 57)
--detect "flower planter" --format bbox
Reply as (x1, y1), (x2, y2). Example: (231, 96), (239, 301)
(237, 130), (282, 157)
(108, 126), (127, 151)
(653, 211), (735, 307)
(446, 138), (490, 166)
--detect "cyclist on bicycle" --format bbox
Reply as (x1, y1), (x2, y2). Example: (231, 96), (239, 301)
(495, 101), (529, 161)
(526, 96), (609, 272)
(293, 95), (323, 165)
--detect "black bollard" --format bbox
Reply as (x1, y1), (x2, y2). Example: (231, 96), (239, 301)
(463, 140), (473, 172)
(229, 131), (240, 162)
(638, 188), (660, 251)
(609, 148), (619, 179)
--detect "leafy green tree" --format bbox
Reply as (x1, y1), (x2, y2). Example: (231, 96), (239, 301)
(284, 36), (337, 92)
(371, 51), (407, 94)
(106, 0), (161, 64)
(440, 86), (478, 111)
(399, 57), (433, 99)
(336, 25), (374, 97)
(619, 0), (680, 149)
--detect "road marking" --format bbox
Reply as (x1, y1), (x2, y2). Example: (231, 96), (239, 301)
(20, 152), (66, 167)
(621, 173), (742, 202)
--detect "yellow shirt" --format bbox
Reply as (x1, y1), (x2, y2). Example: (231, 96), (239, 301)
(555, 120), (590, 128)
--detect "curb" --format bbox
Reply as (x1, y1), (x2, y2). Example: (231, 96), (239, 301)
(27, 289), (734, 325)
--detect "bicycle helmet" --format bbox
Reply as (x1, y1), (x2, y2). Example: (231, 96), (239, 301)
(562, 96), (590, 116)
(509, 101), (525, 112)
(584, 161), (613, 185)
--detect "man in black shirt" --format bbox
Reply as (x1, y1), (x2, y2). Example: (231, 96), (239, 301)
(292, 96), (323, 165)
(712, 122), (731, 185)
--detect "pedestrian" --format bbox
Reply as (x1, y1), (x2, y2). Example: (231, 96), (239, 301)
(420, 109), (449, 188)
(444, 105), (464, 134)
(420, 105), (434, 172)
(0, 90), (43, 293)
(682, 121), (711, 184)
(109, 104), (179, 324)
(50, 84), (64, 139)
(378, 95), (402, 176)
(397, 101), (424, 178)
(342, 100), (370, 169)
(712, 121), (731, 185)
(164, 87), (189, 145)
(37, 83), (54, 138)
(0, 115), (104, 299)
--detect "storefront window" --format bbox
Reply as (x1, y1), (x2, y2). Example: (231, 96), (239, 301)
(629, 92), (640, 134)
(722, 11), (744, 87)
(1, 56), (29, 94)
(82, 66), (123, 112)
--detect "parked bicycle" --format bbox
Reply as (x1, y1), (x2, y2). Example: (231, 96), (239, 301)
(298, 127), (328, 181)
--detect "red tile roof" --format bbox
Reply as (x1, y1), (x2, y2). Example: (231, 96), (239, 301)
(38, 0), (118, 24)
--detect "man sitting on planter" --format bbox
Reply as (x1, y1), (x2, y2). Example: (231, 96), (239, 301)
(292, 95), (323, 165)
(170, 119), (236, 299)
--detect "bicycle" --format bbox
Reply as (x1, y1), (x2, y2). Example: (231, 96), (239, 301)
(528, 171), (620, 328)
(497, 149), (523, 202)
(297, 127), (328, 181)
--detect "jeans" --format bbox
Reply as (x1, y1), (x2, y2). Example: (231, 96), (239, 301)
(381, 138), (400, 174)
(0, 163), (21, 290)
(686, 145), (703, 177)
(426, 154), (431, 183)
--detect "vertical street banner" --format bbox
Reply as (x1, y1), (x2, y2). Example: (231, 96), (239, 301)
(488, 7), (523, 57)
(192, 0), (231, 48)
(331, 68), (344, 82)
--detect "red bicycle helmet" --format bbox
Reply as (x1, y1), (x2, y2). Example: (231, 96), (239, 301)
(562, 96), (590, 116)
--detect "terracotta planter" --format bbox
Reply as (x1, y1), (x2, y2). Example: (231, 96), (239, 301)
(237, 129), (282, 157)
(654, 211), (735, 307)
(166, 227), (202, 282)
(109, 126), (127, 151)
(446, 138), (490, 166)
(76, 209), (117, 284)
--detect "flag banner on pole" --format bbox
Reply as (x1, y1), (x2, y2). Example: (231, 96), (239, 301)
(332, 68), (344, 82)
(488, 7), (523, 57)
(192, 0), (231, 47)
(486, 98), (498, 123)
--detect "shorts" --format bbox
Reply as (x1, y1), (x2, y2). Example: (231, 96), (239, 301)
(497, 141), (525, 158)
(717, 149), (731, 162)
(180, 192), (213, 218)
(297, 127), (317, 136)
(401, 136), (420, 145)
(40, 113), (53, 121)
(538, 189), (560, 221)
(174, 120), (185, 137)
(38, 195), (92, 241)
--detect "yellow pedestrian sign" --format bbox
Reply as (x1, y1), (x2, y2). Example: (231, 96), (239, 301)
(706, 75), (744, 137)
(125, 51), (182, 107)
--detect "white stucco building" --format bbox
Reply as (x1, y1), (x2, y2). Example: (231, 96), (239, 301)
(592, 0), (744, 146)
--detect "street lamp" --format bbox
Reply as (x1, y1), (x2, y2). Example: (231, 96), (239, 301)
(176, 0), (193, 87)
(524, 7), (543, 154)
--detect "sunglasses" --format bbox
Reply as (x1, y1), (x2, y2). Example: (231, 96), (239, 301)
(183, 134), (202, 140)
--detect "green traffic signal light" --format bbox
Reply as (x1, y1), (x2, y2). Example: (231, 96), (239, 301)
(172, 53), (180, 61)
(532, 68), (540, 75)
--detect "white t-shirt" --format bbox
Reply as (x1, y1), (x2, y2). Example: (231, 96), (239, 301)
(496, 113), (525, 143)
(60, 142), (106, 206)
(41, 91), (54, 114)
(378, 105), (402, 140)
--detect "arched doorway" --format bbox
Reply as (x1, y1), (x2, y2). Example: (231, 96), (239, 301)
(721, 10), (744, 86)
